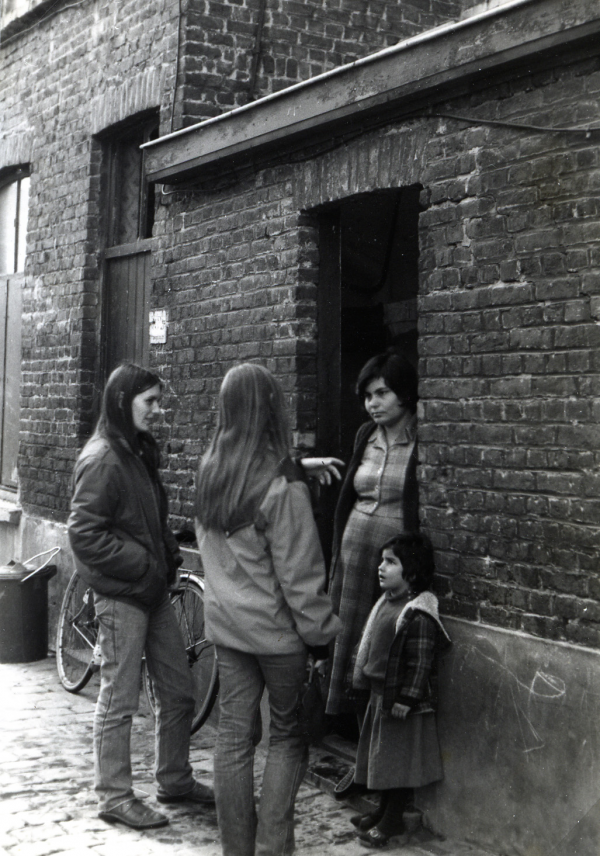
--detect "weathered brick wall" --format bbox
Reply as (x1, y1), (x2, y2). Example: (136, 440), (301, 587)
(151, 166), (316, 520)
(4, 0), (600, 647)
(175, 0), (461, 127)
(153, 55), (600, 648)
(417, 61), (600, 647)
(1, 0), (180, 519)
(2, 0), (462, 520)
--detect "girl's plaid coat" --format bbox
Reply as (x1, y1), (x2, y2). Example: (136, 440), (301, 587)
(353, 591), (451, 714)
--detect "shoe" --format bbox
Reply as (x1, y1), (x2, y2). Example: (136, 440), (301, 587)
(157, 780), (215, 806)
(351, 811), (382, 831)
(99, 798), (169, 829)
(358, 827), (390, 848)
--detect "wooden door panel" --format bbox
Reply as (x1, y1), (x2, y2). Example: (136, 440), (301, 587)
(105, 251), (150, 374)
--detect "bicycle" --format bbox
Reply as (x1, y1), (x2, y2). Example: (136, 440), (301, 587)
(55, 568), (219, 734)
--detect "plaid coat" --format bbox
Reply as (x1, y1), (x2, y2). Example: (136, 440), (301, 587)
(353, 591), (451, 714)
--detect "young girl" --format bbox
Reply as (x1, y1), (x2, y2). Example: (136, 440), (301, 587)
(195, 363), (341, 856)
(350, 532), (451, 848)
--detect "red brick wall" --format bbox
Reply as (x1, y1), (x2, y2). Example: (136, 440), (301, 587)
(2, 0), (461, 520)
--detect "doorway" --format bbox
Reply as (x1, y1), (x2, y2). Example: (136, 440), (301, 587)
(315, 186), (422, 556)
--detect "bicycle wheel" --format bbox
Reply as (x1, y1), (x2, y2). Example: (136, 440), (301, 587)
(56, 570), (98, 692)
(144, 573), (219, 734)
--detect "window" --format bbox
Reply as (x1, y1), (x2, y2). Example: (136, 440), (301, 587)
(104, 118), (158, 247)
(0, 169), (29, 275)
(0, 168), (29, 488)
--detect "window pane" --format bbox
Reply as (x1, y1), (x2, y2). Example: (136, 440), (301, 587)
(116, 141), (143, 244)
(0, 183), (17, 275)
(16, 176), (29, 272)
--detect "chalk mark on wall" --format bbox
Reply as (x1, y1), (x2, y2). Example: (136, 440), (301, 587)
(455, 638), (567, 754)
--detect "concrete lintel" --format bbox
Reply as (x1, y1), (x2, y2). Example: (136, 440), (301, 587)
(144, 0), (600, 184)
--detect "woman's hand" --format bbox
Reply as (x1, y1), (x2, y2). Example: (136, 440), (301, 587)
(390, 702), (411, 720)
(301, 457), (345, 485)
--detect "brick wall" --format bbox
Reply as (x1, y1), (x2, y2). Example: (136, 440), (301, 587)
(152, 55), (600, 649)
(3, 0), (600, 647)
(417, 61), (600, 647)
(151, 166), (314, 521)
(175, 0), (461, 127)
(1, 0), (180, 520)
(2, 0), (461, 520)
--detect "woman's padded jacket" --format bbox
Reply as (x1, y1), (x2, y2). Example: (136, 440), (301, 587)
(196, 464), (341, 656)
(68, 436), (181, 611)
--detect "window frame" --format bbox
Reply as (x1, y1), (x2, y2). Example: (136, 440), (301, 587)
(0, 166), (29, 492)
(0, 166), (30, 276)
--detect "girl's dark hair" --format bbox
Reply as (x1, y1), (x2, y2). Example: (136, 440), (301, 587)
(95, 363), (162, 468)
(356, 349), (418, 413)
(381, 532), (435, 594)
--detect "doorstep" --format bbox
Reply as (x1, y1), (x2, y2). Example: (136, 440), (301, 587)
(307, 733), (433, 839)
(306, 734), (377, 814)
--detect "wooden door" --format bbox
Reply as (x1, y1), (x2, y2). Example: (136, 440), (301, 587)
(104, 246), (151, 375)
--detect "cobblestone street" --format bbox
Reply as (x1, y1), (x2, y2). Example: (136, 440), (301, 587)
(0, 658), (499, 856)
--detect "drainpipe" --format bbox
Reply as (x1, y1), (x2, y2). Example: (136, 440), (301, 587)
(248, 0), (268, 102)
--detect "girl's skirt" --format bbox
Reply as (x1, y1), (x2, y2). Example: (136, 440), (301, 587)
(354, 692), (443, 790)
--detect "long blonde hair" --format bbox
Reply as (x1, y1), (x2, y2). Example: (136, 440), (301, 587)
(195, 363), (290, 531)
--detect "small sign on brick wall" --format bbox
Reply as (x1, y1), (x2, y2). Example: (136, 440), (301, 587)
(149, 309), (168, 344)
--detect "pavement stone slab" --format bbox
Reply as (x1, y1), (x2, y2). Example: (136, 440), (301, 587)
(0, 657), (500, 856)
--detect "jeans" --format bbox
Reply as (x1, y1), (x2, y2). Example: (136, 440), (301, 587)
(214, 646), (309, 856)
(93, 593), (195, 811)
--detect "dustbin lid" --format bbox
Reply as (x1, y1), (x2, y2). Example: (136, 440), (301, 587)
(0, 562), (29, 580)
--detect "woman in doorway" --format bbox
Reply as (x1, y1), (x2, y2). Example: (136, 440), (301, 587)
(326, 348), (419, 721)
(68, 363), (214, 831)
(195, 362), (341, 856)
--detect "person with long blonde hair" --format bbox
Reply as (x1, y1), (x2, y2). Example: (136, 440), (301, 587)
(195, 363), (341, 856)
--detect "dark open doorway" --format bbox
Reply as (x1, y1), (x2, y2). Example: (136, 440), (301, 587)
(315, 185), (423, 559)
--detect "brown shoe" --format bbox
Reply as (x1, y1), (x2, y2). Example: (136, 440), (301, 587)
(99, 798), (169, 829)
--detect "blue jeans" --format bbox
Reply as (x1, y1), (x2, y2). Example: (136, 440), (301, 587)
(214, 646), (309, 856)
(93, 593), (195, 811)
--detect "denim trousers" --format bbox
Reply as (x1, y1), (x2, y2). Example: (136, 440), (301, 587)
(214, 646), (309, 856)
(93, 593), (195, 811)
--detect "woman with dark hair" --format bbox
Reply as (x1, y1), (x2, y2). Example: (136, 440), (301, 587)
(68, 363), (214, 831)
(195, 362), (341, 856)
(326, 349), (419, 720)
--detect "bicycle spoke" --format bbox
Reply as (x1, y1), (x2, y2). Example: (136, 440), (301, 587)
(144, 574), (219, 734)
(56, 572), (97, 693)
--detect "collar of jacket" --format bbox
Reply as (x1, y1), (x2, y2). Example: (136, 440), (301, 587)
(354, 590), (451, 683)
(367, 413), (418, 449)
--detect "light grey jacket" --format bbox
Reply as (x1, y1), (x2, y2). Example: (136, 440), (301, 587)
(196, 474), (341, 655)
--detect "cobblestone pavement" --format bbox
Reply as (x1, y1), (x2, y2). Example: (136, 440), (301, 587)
(0, 658), (499, 856)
